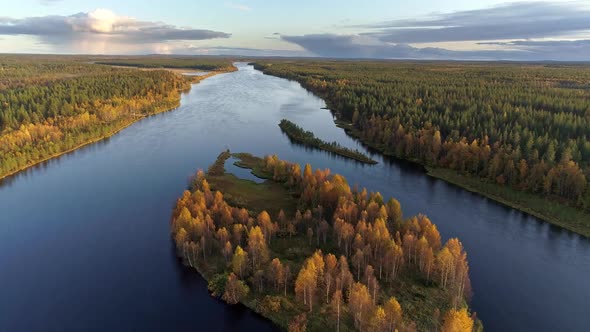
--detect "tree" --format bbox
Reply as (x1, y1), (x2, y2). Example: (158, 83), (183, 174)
(386, 198), (403, 231)
(437, 247), (454, 289)
(232, 245), (249, 278)
(223, 241), (233, 263)
(284, 265), (291, 296)
(324, 253), (338, 303)
(222, 273), (249, 305)
(383, 297), (403, 332)
(370, 306), (388, 332)
(253, 269), (265, 292)
(257, 211), (274, 243)
(270, 258), (285, 292)
(247, 226), (269, 270)
(441, 308), (474, 332)
(330, 290), (344, 332)
(352, 249), (364, 280)
(385, 240), (404, 282)
(277, 209), (287, 229)
(288, 313), (308, 332)
(348, 282), (373, 331)
(336, 255), (353, 292)
(295, 258), (318, 312)
(175, 228), (188, 253)
(307, 227), (314, 246)
(319, 219), (330, 245)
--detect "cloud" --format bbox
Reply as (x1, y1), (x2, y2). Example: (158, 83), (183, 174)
(171, 45), (311, 57)
(280, 33), (590, 61)
(478, 39), (590, 61)
(225, 2), (251, 11)
(40, 0), (62, 5)
(280, 2), (590, 61)
(358, 1), (590, 44)
(0, 9), (230, 53)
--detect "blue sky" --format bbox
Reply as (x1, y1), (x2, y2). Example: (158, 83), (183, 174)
(1, 0), (590, 60)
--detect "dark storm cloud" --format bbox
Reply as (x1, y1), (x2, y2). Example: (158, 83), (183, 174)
(358, 1), (590, 44)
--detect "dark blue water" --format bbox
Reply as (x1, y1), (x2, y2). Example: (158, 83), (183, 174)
(1, 63), (589, 331)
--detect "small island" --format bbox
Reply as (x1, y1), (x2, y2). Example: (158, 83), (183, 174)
(171, 151), (480, 331)
(279, 119), (377, 165)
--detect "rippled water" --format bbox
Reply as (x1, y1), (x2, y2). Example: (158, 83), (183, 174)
(1, 63), (588, 331)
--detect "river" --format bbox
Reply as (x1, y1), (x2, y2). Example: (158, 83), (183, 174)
(1, 63), (588, 331)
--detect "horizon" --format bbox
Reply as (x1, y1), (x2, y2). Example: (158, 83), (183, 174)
(1, 0), (590, 61)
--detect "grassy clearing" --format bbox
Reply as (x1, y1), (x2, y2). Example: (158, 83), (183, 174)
(206, 152), (297, 216)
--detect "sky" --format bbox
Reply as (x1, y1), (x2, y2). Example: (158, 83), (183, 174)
(1, 0), (590, 60)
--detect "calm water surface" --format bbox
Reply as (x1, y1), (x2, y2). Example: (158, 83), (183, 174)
(1, 63), (589, 331)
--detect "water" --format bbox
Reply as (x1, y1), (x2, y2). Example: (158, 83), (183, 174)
(1, 63), (589, 331)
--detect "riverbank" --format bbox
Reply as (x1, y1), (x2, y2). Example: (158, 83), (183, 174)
(254, 64), (590, 238)
(0, 68), (232, 182)
(334, 120), (590, 238)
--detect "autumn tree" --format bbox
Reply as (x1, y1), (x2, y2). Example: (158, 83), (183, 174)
(336, 255), (353, 292)
(383, 297), (403, 332)
(288, 313), (308, 332)
(370, 306), (388, 332)
(247, 226), (269, 270)
(441, 308), (474, 332)
(269, 258), (285, 292)
(330, 289), (344, 332)
(223, 241), (233, 263)
(222, 273), (249, 305)
(295, 257), (319, 312)
(348, 282), (373, 331)
(232, 245), (249, 278)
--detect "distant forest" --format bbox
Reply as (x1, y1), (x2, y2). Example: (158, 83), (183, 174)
(95, 57), (236, 71)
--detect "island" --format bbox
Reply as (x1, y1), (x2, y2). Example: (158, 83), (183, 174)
(171, 151), (481, 331)
(279, 119), (377, 164)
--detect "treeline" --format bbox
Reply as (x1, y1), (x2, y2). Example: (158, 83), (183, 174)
(279, 119), (377, 164)
(95, 56), (236, 71)
(255, 61), (590, 212)
(0, 56), (202, 178)
(171, 153), (479, 331)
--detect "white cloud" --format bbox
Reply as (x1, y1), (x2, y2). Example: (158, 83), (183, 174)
(225, 2), (251, 12)
(0, 9), (230, 54)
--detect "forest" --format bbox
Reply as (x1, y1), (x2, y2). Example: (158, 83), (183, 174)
(279, 119), (377, 164)
(0, 55), (234, 179)
(95, 56), (236, 71)
(254, 61), (590, 236)
(171, 151), (480, 332)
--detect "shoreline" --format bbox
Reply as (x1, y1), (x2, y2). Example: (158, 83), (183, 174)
(254, 65), (590, 238)
(0, 69), (232, 182)
(335, 117), (590, 238)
